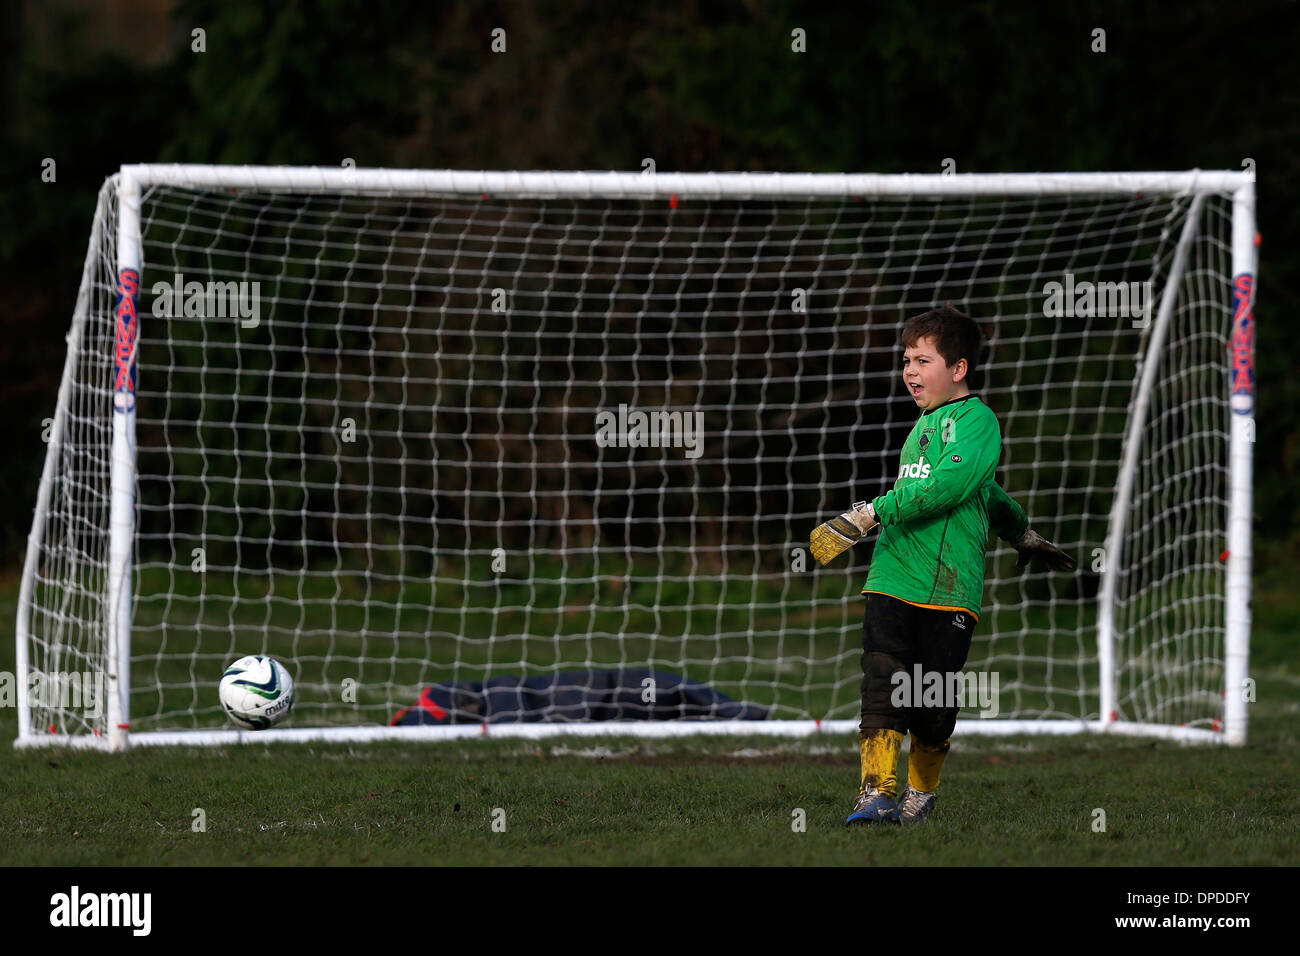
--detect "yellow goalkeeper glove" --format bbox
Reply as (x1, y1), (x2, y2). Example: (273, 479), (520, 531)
(810, 501), (878, 566)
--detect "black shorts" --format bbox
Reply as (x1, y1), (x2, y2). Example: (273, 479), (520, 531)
(858, 591), (978, 740)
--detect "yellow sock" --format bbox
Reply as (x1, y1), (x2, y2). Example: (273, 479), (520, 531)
(858, 728), (904, 796)
(907, 734), (951, 792)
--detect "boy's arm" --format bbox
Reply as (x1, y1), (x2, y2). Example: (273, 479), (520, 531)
(987, 480), (1029, 542)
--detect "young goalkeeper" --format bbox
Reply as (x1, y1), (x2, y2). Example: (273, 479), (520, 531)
(808, 305), (1075, 825)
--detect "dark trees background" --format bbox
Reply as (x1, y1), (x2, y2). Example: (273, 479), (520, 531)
(1, 0), (1296, 567)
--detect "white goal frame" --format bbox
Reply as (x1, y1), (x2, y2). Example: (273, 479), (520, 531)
(16, 166), (1256, 750)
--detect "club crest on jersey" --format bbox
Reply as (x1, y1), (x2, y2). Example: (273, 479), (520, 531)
(919, 427), (935, 451)
(900, 459), (931, 479)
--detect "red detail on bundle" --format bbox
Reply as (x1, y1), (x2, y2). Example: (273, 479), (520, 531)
(418, 689), (447, 721)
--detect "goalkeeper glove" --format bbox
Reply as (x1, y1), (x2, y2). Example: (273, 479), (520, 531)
(1011, 528), (1076, 572)
(810, 501), (878, 566)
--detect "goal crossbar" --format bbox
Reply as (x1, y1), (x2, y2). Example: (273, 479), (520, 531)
(118, 164), (1250, 197)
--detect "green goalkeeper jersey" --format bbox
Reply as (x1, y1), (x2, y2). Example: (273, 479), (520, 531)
(861, 394), (1028, 619)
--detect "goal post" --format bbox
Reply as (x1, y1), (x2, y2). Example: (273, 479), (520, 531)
(16, 166), (1256, 750)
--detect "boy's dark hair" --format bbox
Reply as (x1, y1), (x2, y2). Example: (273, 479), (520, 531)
(901, 304), (986, 384)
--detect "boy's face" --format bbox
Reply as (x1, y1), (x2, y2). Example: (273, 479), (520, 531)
(902, 335), (968, 412)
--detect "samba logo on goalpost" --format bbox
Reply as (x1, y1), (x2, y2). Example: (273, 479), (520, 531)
(1231, 273), (1255, 416)
(113, 267), (140, 414)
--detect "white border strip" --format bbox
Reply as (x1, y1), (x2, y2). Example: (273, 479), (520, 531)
(1224, 180), (1257, 747)
(105, 170), (142, 753)
(119, 165), (1251, 198)
(14, 718), (1227, 749)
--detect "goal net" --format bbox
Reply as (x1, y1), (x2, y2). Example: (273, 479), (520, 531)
(16, 167), (1255, 749)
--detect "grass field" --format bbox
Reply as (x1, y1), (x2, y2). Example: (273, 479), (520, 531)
(2, 563), (1297, 866)
(1, 719), (1297, 866)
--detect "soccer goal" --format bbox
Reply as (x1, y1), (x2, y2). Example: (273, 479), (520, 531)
(15, 166), (1255, 750)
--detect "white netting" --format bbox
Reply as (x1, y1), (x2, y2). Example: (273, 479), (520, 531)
(18, 171), (1239, 741)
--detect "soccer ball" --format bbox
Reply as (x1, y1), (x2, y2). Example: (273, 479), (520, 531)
(218, 655), (295, 730)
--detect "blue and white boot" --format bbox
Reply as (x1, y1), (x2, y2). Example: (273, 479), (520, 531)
(845, 785), (900, 825)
